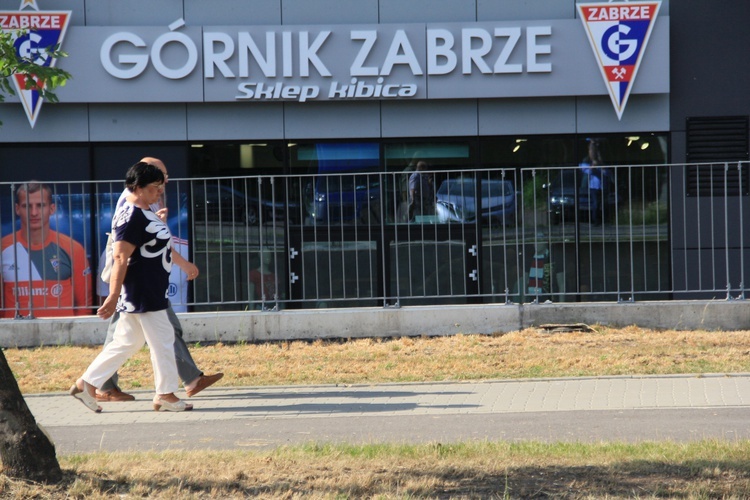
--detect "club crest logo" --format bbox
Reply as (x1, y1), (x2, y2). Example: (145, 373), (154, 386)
(577, 1), (661, 120)
(0, 0), (71, 127)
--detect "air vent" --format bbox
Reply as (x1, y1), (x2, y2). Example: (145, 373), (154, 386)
(687, 116), (749, 163)
(686, 116), (749, 196)
(686, 162), (749, 197)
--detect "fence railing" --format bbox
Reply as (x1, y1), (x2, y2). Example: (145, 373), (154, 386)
(1, 161), (747, 318)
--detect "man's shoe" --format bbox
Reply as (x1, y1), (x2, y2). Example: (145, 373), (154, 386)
(96, 388), (135, 402)
(186, 373), (224, 398)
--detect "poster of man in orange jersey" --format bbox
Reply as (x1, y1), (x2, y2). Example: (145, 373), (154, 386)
(0, 181), (93, 318)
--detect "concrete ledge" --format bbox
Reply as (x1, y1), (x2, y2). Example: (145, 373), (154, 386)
(0, 300), (748, 348)
(520, 300), (750, 332)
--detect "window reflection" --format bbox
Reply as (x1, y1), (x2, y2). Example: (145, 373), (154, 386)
(383, 141), (474, 225)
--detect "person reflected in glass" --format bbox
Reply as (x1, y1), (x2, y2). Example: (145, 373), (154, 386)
(579, 138), (610, 226)
(408, 161), (435, 221)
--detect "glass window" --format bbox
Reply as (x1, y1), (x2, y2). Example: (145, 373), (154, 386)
(576, 134), (668, 167)
(189, 142), (285, 177)
(92, 145), (188, 181)
(382, 140), (475, 224)
(288, 141), (381, 226)
(188, 141), (294, 225)
(480, 136), (576, 169)
(383, 142), (473, 172)
(572, 133), (669, 228)
(0, 145), (91, 183)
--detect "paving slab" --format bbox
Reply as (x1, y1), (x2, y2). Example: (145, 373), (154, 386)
(25, 374), (750, 454)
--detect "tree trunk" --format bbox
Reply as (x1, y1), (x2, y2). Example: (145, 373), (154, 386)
(0, 348), (62, 483)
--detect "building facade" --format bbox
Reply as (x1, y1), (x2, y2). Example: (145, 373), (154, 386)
(0, 0), (748, 311)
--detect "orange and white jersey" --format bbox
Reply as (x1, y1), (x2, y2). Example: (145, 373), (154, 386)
(1, 230), (93, 318)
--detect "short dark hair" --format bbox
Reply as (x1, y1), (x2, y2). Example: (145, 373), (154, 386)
(125, 161), (165, 192)
(15, 181), (52, 205)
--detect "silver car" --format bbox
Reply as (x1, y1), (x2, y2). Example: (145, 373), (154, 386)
(435, 178), (516, 224)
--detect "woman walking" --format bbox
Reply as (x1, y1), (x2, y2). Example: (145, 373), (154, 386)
(70, 161), (192, 412)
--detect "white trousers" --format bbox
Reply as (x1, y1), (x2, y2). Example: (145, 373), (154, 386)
(82, 310), (179, 395)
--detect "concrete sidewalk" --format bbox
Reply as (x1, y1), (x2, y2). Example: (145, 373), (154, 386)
(26, 374), (750, 454)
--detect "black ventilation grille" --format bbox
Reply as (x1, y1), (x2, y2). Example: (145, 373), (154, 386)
(687, 116), (749, 163)
(686, 116), (749, 196)
(686, 162), (749, 197)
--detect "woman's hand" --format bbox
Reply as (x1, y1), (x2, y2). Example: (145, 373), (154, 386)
(155, 207), (168, 222)
(173, 252), (200, 281)
(97, 295), (119, 320)
(183, 261), (199, 281)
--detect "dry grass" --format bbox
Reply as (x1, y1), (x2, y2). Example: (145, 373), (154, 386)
(7, 325), (750, 394)
(3, 441), (750, 498)
(5, 326), (750, 497)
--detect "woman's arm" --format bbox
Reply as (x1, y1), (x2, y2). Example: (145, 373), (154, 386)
(96, 240), (136, 320)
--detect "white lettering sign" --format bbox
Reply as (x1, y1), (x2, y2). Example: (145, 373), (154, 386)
(103, 21), (553, 82)
(101, 19), (198, 79)
(235, 82), (320, 102)
(92, 18), (665, 105)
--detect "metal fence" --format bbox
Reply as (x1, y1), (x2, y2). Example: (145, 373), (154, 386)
(1, 161), (748, 318)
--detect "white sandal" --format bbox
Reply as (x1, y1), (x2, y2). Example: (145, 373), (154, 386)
(70, 381), (102, 413)
(153, 395), (193, 412)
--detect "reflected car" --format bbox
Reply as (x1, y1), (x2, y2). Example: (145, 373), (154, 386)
(192, 183), (300, 225)
(545, 169), (618, 224)
(435, 178), (516, 224)
(305, 173), (381, 224)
